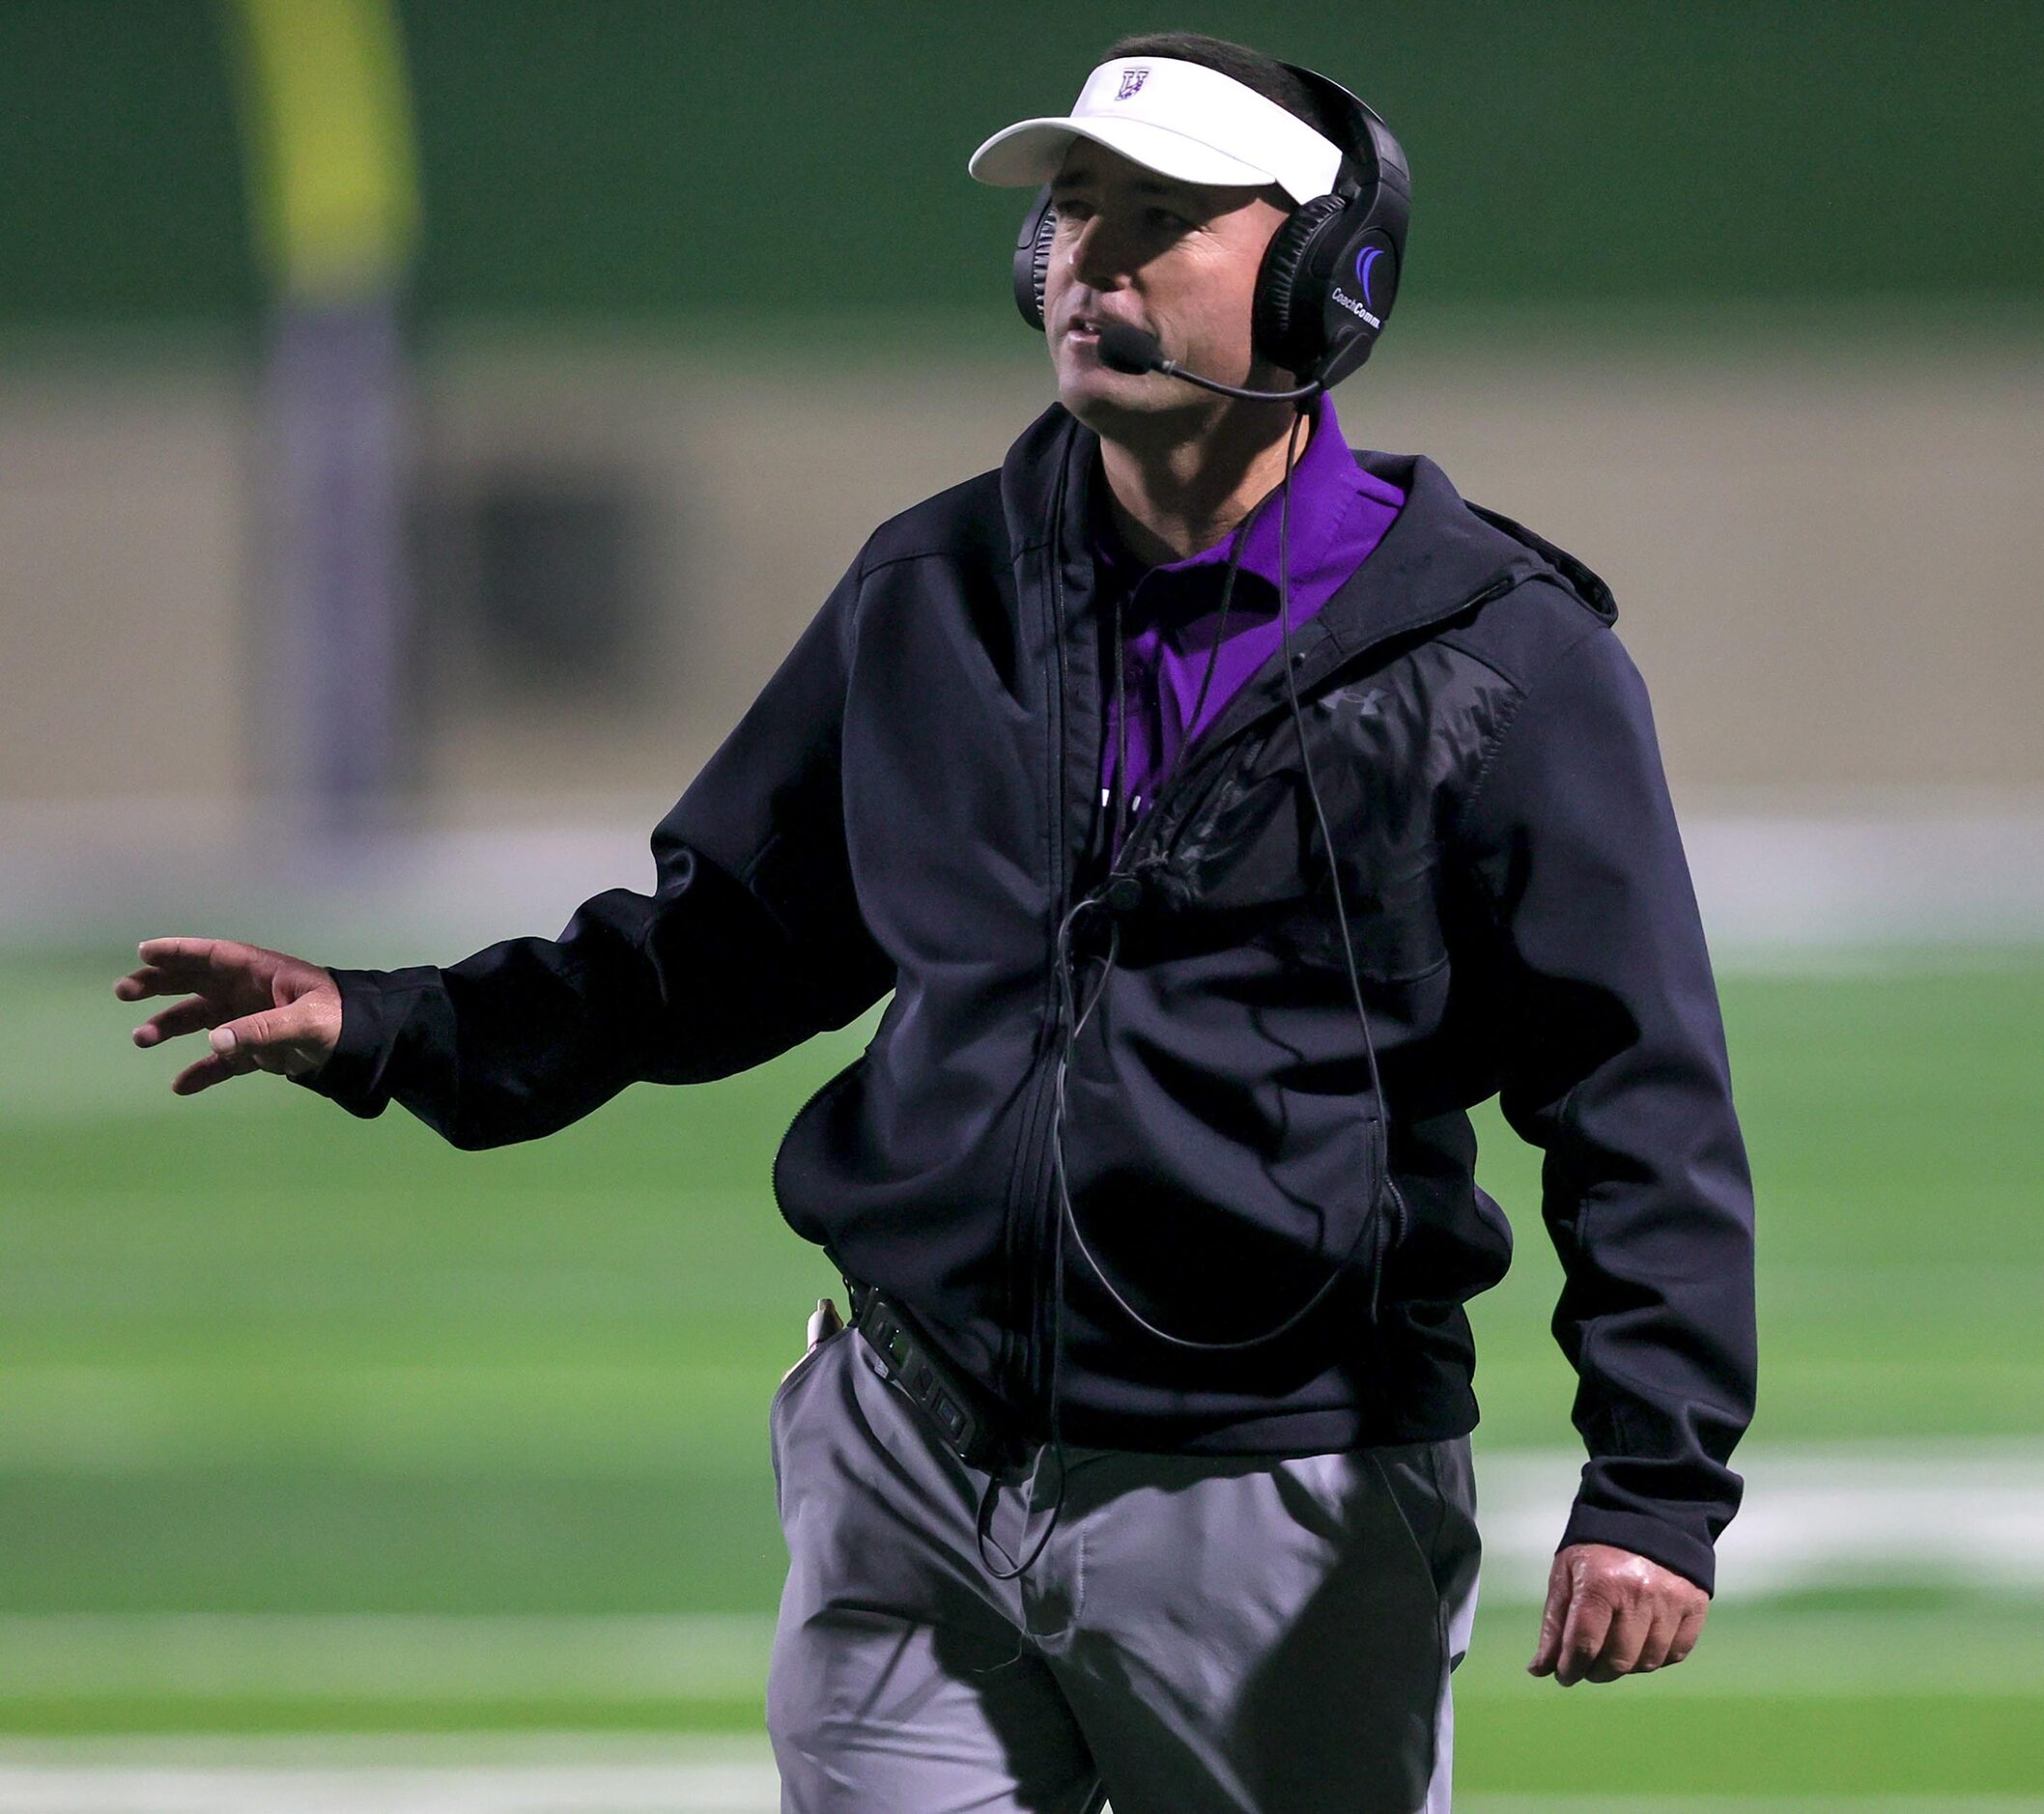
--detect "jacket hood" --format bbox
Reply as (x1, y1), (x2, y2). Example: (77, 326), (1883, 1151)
(999, 402), (1618, 651)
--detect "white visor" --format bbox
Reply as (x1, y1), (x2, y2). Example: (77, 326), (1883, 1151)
(968, 56), (1345, 205)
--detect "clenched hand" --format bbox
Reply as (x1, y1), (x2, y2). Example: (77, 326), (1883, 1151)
(1528, 1542), (1708, 1686)
(115, 936), (342, 1095)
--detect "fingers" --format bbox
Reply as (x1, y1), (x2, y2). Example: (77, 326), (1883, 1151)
(121, 938), (340, 1098)
(1667, 1601), (1708, 1667)
(131, 994), (218, 1048)
(116, 937), (267, 1003)
(171, 1044), (263, 1095)
(1526, 1556), (1571, 1677)
(207, 1005), (330, 1079)
(1535, 1543), (1712, 1686)
(1631, 1607), (1677, 1675)
(1552, 1580), (1615, 1687)
(138, 935), (236, 970)
(115, 963), (178, 1004)
(162, 1017), (304, 1094)
(1581, 1597), (1653, 1683)
(123, 938), (225, 994)
(121, 944), (332, 1094)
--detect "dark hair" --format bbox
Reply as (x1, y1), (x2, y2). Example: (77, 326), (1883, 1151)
(1100, 30), (1348, 165)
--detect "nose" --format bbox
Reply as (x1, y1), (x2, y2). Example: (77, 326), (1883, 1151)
(1065, 211), (1130, 291)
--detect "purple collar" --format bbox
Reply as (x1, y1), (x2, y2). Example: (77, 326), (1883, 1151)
(1088, 390), (1407, 843)
(1090, 388), (1399, 614)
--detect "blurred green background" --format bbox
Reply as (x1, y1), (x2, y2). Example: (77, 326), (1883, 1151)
(4, 0), (2040, 328)
(4, 2), (2042, 1808)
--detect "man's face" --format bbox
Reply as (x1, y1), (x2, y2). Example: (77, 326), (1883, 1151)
(1041, 139), (1294, 437)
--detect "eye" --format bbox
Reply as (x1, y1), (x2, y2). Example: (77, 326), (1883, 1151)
(1051, 199), (1192, 229)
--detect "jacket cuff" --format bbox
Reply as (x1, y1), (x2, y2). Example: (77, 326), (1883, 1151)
(1559, 1501), (1718, 1598)
(289, 965), (442, 1120)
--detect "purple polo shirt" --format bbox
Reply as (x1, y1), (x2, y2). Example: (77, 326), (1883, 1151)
(1090, 390), (1406, 858)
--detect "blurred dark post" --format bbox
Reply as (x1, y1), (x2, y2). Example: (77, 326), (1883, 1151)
(222, 0), (421, 836)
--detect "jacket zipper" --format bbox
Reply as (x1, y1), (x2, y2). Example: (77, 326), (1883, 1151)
(1008, 1011), (1065, 1416)
(1008, 508), (1079, 1419)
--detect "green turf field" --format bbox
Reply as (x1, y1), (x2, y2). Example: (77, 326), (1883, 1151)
(5, 943), (2043, 1799)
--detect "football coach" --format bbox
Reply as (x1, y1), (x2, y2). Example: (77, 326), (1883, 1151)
(119, 30), (1758, 1812)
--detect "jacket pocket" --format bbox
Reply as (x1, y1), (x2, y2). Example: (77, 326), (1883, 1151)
(770, 1320), (848, 1420)
(1262, 852), (1450, 985)
(768, 1323), (851, 1517)
(1164, 748), (1449, 986)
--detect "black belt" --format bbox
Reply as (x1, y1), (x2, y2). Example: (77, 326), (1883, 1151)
(844, 1278), (1021, 1476)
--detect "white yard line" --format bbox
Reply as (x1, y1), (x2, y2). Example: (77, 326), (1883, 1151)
(0, 1737), (779, 1813)
(1473, 1440), (2044, 1600)
(0, 1615), (773, 1701)
(0, 1737), (2035, 1814)
(0, 1739), (2036, 1814)
(0, 1764), (781, 1813)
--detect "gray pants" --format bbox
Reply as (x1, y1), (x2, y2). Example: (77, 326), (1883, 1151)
(767, 1325), (1481, 1812)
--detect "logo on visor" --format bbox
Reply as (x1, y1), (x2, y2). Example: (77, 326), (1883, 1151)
(1116, 67), (1150, 99)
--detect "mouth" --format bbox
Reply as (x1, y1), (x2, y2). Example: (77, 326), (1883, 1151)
(1065, 314), (1144, 352)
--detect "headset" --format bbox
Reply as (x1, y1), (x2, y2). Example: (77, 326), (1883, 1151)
(971, 65), (1417, 1584)
(1009, 61), (1411, 391)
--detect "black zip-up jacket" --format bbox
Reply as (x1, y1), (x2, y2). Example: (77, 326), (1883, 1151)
(298, 400), (1757, 1594)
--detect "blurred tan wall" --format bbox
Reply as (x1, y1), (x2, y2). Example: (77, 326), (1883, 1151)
(5, 335), (2040, 824)
(0, 367), (250, 811)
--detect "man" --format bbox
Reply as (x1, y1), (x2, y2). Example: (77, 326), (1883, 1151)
(117, 31), (1757, 1812)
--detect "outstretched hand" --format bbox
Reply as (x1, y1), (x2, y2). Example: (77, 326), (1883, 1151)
(116, 937), (342, 1095)
(1528, 1542), (1708, 1686)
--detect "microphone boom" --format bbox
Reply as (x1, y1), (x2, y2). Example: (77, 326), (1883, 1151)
(1096, 322), (1167, 374)
(1094, 322), (1321, 405)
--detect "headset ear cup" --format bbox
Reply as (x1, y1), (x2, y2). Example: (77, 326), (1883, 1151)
(1033, 213), (1054, 328)
(1012, 185), (1058, 332)
(1253, 193), (1345, 378)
